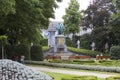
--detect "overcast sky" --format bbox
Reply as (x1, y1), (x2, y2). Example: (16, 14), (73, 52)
(50, 0), (92, 21)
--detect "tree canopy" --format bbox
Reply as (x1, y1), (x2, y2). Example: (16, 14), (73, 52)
(0, 0), (61, 45)
(63, 0), (82, 35)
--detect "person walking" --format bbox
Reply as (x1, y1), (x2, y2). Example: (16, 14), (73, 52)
(20, 55), (25, 64)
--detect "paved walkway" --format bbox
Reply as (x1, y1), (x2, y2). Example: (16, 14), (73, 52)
(28, 66), (119, 78)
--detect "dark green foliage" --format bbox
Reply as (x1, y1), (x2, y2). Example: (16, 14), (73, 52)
(30, 45), (43, 61)
(4, 44), (29, 60)
(40, 39), (48, 46)
(80, 34), (92, 49)
(67, 47), (100, 57)
(66, 38), (76, 47)
(4, 44), (14, 59)
(15, 44), (29, 60)
(110, 46), (120, 59)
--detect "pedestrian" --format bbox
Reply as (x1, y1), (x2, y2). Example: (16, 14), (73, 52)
(20, 55), (25, 64)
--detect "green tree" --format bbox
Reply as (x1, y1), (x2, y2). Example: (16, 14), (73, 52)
(0, 0), (15, 16)
(63, 0), (82, 39)
(81, 0), (116, 52)
(0, 35), (7, 59)
(0, 0), (61, 45)
(110, 0), (120, 45)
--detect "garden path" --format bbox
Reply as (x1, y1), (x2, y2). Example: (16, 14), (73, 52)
(29, 66), (119, 79)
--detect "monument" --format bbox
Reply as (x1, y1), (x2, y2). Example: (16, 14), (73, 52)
(54, 23), (67, 53)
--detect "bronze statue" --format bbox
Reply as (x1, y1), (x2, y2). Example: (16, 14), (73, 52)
(56, 23), (65, 35)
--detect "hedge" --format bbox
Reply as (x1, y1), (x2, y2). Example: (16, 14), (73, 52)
(42, 46), (49, 52)
(106, 76), (120, 80)
(30, 45), (43, 61)
(26, 61), (120, 73)
(62, 76), (97, 80)
(110, 46), (120, 59)
(67, 47), (101, 57)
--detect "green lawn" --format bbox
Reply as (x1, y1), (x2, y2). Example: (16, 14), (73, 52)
(43, 71), (105, 80)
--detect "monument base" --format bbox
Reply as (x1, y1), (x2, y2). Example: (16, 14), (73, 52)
(54, 35), (67, 53)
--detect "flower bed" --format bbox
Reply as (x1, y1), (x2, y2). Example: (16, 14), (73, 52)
(0, 59), (52, 80)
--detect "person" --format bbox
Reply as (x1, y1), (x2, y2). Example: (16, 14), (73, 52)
(20, 55), (25, 64)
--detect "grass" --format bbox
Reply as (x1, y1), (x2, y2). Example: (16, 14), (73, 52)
(43, 71), (105, 80)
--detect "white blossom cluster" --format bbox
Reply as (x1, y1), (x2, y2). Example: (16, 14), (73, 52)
(0, 59), (53, 80)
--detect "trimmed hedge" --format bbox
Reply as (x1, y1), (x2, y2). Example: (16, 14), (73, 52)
(106, 76), (120, 80)
(67, 47), (101, 57)
(62, 76), (97, 80)
(42, 46), (49, 52)
(110, 46), (120, 59)
(26, 61), (120, 73)
(30, 45), (43, 61)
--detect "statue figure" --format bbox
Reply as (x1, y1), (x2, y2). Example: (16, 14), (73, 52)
(56, 23), (65, 35)
(105, 42), (109, 53)
(91, 42), (95, 51)
(77, 40), (80, 48)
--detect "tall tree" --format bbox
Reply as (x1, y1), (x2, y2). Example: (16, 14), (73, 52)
(0, 0), (61, 45)
(63, 0), (82, 38)
(110, 0), (120, 45)
(81, 0), (116, 52)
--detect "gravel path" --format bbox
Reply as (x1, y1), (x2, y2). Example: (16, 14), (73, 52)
(29, 66), (119, 78)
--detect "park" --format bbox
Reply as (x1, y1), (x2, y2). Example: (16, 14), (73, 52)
(0, 0), (120, 80)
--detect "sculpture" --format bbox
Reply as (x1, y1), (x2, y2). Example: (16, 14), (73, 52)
(77, 40), (80, 48)
(91, 42), (95, 51)
(56, 23), (65, 35)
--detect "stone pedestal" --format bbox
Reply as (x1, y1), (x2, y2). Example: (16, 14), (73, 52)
(54, 35), (67, 53)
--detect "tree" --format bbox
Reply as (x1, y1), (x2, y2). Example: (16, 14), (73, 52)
(81, 0), (116, 52)
(63, 0), (82, 38)
(0, 0), (61, 45)
(110, 0), (120, 45)
(0, 0), (15, 16)
(0, 35), (7, 59)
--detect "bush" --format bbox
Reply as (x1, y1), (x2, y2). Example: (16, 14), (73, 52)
(66, 38), (76, 47)
(67, 47), (100, 57)
(30, 45), (43, 61)
(15, 44), (29, 60)
(42, 46), (49, 52)
(62, 76), (97, 80)
(110, 46), (120, 59)
(106, 76), (120, 80)
(4, 44), (14, 59)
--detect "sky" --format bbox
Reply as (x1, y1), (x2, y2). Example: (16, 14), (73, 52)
(50, 0), (92, 21)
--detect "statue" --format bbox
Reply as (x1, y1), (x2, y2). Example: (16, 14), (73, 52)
(105, 42), (109, 53)
(77, 40), (80, 48)
(91, 42), (95, 51)
(56, 23), (65, 35)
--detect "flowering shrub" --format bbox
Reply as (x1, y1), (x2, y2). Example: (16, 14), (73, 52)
(0, 59), (52, 80)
